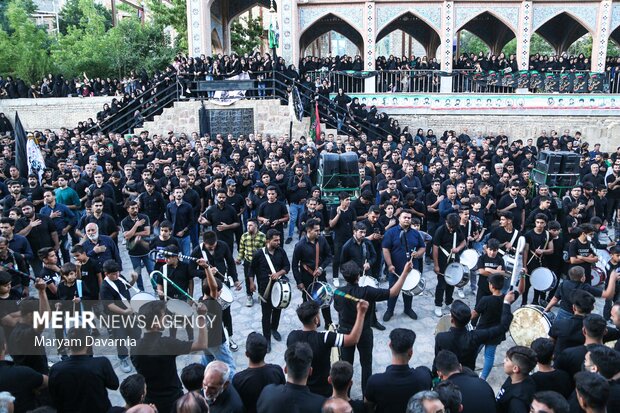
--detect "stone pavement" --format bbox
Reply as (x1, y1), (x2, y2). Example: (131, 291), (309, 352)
(102, 237), (529, 406)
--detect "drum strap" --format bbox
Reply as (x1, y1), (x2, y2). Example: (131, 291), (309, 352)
(499, 230), (519, 256)
(162, 264), (169, 301)
(302, 240), (320, 276)
(262, 248), (277, 274)
(104, 277), (131, 308)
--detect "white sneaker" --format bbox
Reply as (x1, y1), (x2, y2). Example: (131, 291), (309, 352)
(434, 306), (443, 317)
(245, 296), (253, 307)
(457, 288), (465, 298)
(119, 358), (132, 373)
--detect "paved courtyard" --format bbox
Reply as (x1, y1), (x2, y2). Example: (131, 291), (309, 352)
(97, 237), (551, 405)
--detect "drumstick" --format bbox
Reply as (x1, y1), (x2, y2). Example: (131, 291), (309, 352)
(259, 278), (274, 304)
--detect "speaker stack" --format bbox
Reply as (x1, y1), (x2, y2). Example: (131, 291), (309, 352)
(532, 150), (580, 187)
(319, 151), (360, 189)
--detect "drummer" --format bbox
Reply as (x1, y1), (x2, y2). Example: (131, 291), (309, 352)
(603, 246), (620, 321)
(432, 213), (466, 318)
(381, 209), (425, 322)
(157, 245), (195, 340)
(249, 229), (290, 352)
(291, 219), (333, 326)
(475, 238), (506, 305)
(521, 214), (554, 306)
(456, 206), (480, 298)
(334, 259), (414, 394)
(489, 211), (520, 258)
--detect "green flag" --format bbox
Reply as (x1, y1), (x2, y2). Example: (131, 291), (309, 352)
(268, 14), (279, 49)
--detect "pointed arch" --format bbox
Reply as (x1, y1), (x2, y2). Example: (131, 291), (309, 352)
(533, 12), (592, 54)
(456, 11), (517, 55)
(375, 12), (441, 58)
(299, 13), (364, 57)
(227, 0), (276, 28)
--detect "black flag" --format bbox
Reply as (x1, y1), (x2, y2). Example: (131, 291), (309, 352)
(14, 113), (27, 174)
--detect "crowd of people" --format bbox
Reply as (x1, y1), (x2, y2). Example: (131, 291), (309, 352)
(0, 98), (619, 413)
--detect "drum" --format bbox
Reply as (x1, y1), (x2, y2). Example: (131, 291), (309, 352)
(270, 279), (292, 309)
(596, 249), (611, 272)
(217, 285), (234, 310)
(308, 281), (334, 308)
(591, 267), (607, 287)
(130, 292), (157, 314)
(358, 275), (378, 288)
(460, 249), (479, 271)
(530, 267), (558, 292)
(503, 254), (516, 273)
(166, 299), (194, 317)
(401, 269), (425, 296)
(510, 305), (553, 347)
(444, 263), (470, 287)
(434, 314), (472, 335)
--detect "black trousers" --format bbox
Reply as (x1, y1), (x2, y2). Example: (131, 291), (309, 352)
(435, 272), (455, 307)
(522, 263), (546, 306)
(243, 261), (253, 296)
(340, 328), (373, 394)
(475, 275), (492, 306)
(332, 239), (345, 280)
(223, 306), (233, 336)
(260, 300), (282, 341)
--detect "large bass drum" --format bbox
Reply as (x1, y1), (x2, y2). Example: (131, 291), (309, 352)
(510, 305), (555, 347)
(530, 267), (558, 292)
(434, 314), (472, 335)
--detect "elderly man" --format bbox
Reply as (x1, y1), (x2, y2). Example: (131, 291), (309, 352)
(202, 361), (244, 413)
(406, 390), (445, 413)
(81, 223), (122, 269)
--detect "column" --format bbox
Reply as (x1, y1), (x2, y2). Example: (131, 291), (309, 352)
(280, 0), (295, 64)
(591, 0), (612, 73)
(187, 0), (211, 57)
(517, 0), (533, 71)
(439, 0), (454, 93)
(364, 1), (376, 93)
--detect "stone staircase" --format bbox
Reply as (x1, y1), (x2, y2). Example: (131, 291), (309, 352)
(136, 98), (311, 138)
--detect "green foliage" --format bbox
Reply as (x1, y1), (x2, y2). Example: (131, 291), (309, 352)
(458, 30), (489, 56)
(59, 0), (112, 35)
(567, 34), (593, 57)
(231, 15), (264, 56)
(148, 0), (187, 52)
(0, 0), (52, 83)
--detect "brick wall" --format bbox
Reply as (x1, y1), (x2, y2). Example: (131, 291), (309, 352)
(0, 97), (111, 131)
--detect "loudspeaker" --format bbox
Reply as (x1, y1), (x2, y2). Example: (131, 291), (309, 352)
(339, 152), (360, 188)
(320, 152), (340, 189)
(561, 153), (580, 175)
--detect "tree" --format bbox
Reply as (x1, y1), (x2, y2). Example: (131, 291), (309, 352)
(458, 30), (489, 56)
(148, 0), (187, 51)
(58, 0), (112, 35)
(0, 0), (36, 33)
(0, 0), (52, 83)
(231, 15), (264, 56)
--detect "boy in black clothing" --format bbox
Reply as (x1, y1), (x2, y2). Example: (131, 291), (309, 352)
(496, 345), (537, 413)
(37, 247), (59, 300)
(475, 238), (505, 304)
(148, 220), (180, 272)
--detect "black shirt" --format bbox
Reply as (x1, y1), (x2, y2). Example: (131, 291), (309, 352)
(490, 227), (520, 256)
(524, 230), (550, 270)
(258, 201), (289, 233)
(447, 370), (497, 413)
(79, 257), (101, 300)
(433, 224), (466, 269)
(531, 369), (573, 398)
(49, 355), (119, 413)
(291, 236), (333, 285)
(329, 206), (356, 242)
(8, 322), (49, 374)
(334, 283), (389, 332)
(286, 330), (345, 397)
(232, 364), (286, 413)
(474, 295), (505, 345)
(257, 382), (325, 413)
(39, 266), (59, 300)
(82, 213), (118, 237)
(131, 332), (193, 413)
(0, 360), (44, 413)
(495, 376), (536, 413)
(157, 262), (194, 299)
(553, 279), (602, 313)
(340, 237), (377, 268)
(568, 239), (594, 280)
(15, 214), (57, 253)
(365, 364), (433, 413)
(204, 203), (238, 247)
(435, 303), (513, 371)
(549, 315), (586, 356)
(190, 242), (238, 282)
(149, 236), (180, 272)
(201, 385), (244, 413)
(249, 247), (291, 291)
(99, 277), (131, 314)
(554, 344), (588, 382)
(137, 190), (166, 224)
(120, 213), (151, 257)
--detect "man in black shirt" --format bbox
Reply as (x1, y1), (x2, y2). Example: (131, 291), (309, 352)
(258, 186), (289, 240)
(361, 206), (385, 284)
(475, 238), (505, 304)
(257, 342), (326, 413)
(364, 328), (432, 413)
(329, 192), (356, 282)
(530, 338), (572, 398)
(497, 183), (526, 231)
(549, 289), (595, 356)
(292, 219), (333, 326)
(568, 225), (599, 284)
(15, 202), (58, 276)
(432, 213), (466, 316)
(335, 259), (413, 394)
(121, 200), (152, 291)
(132, 299), (209, 413)
(136, 179), (166, 233)
(249, 229), (291, 350)
(521, 214), (554, 305)
(148, 220), (180, 272)
(0, 327), (47, 413)
(435, 350), (497, 413)
(286, 165), (312, 244)
(434, 293), (516, 372)
(287, 299), (368, 397)
(192, 230), (242, 351)
(496, 346), (537, 413)
(232, 332), (285, 413)
(81, 197), (118, 241)
(49, 327), (119, 413)
(200, 189), (240, 253)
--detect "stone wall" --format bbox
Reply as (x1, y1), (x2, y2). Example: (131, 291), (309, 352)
(0, 97), (111, 131)
(138, 99), (310, 138)
(390, 114), (620, 152)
